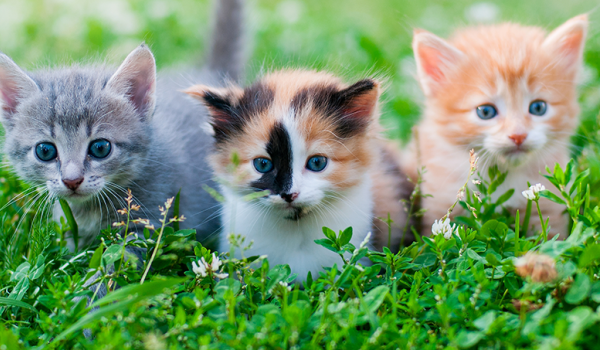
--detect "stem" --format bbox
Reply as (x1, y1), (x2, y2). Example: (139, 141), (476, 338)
(515, 210), (520, 256)
(140, 210), (169, 284)
(339, 253), (349, 265)
(387, 213), (392, 249)
(522, 200), (532, 237)
(89, 274), (107, 305)
(173, 190), (181, 232)
(535, 200), (547, 242)
(113, 206), (132, 290)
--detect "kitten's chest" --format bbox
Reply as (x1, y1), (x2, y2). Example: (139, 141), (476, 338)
(220, 180), (374, 281)
(481, 167), (553, 211)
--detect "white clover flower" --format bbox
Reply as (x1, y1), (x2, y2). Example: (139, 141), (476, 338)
(359, 232), (371, 250)
(521, 189), (535, 200)
(191, 254), (228, 279)
(214, 271), (229, 279)
(210, 253), (222, 271)
(431, 218), (455, 239)
(191, 259), (208, 278)
(531, 183), (545, 193)
(278, 281), (292, 292)
(522, 183), (545, 201)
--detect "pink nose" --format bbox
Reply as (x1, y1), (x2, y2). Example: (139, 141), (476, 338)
(62, 177), (84, 191)
(281, 192), (299, 203)
(508, 133), (527, 146)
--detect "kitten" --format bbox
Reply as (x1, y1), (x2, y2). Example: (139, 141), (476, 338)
(404, 15), (588, 236)
(185, 70), (409, 280)
(0, 0), (246, 250)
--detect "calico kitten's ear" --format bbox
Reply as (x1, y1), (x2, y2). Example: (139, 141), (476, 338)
(543, 14), (588, 75)
(107, 44), (156, 119)
(184, 84), (244, 141)
(0, 54), (39, 120)
(318, 79), (380, 138)
(334, 79), (380, 122)
(413, 30), (464, 96)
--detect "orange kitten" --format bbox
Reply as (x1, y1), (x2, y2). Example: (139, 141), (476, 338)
(185, 70), (408, 280)
(404, 15), (588, 236)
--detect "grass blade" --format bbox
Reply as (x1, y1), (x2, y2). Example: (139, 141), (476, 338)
(59, 199), (79, 250)
(50, 278), (185, 346)
(0, 297), (37, 313)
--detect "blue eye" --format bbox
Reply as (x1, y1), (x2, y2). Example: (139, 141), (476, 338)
(253, 158), (273, 173)
(89, 139), (112, 159)
(306, 156), (327, 172)
(35, 143), (57, 161)
(476, 104), (497, 120)
(529, 100), (547, 116)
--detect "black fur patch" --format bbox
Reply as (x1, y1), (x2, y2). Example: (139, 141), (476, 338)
(204, 82), (274, 144)
(249, 122), (293, 195)
(292, 79), (376, 138)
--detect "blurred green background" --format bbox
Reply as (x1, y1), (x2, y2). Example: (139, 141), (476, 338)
(0, 0), (598, 142)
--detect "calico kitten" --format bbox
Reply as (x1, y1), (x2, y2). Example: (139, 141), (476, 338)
(404, 15), (588, 236)
(0, 0), (246, 250)
(185, 70), (408, 280)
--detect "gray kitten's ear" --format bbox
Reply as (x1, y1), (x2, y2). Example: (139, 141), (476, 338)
(107, 44), (156, 119)
(0, 54), (39, 119)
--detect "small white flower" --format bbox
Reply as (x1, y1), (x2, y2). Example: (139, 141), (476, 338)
(214, 272), (229, 279)
(521, 189), (535, 200)
(210, 253), (222, 271)
(522, 183), (545, 201)
(359, 232), (371, 249)
(191, 259), (207, 277)
(191, 253), (228, 279)
(278, 281), (292, 292)
(431, 218), (455, 239)
(457, 188), (466, 201)
(532, 183), (545, 193)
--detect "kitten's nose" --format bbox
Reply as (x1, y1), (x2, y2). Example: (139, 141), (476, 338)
(281, 192), (299, 203)
(508, 133), (527, 146)
(62, 177), (84, 191)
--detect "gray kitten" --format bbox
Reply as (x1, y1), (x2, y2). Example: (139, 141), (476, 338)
(0, 0), (245, 250)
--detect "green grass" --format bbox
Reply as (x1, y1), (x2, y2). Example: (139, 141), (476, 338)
(2, 0), (600, 348)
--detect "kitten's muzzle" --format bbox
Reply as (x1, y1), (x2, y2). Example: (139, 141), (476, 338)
(508, 133), (527, 147)
(62, 177), (84, 191)
(280, 192), (299, 203)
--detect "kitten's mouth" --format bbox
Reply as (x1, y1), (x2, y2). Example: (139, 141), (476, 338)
(499, 146), (535, 165)
(283, 206), (307, 221)
(61, 191), (94, 202)
(502, 146), (532, 158)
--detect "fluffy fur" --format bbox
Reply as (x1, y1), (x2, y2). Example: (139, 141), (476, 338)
(404, 15), (588, 236)
(0, 0), (246, 249)
(186, 70), (408, 280)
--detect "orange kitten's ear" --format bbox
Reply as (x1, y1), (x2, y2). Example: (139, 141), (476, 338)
(413, 30), (464, 96)
(543, 14), (588, 74)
